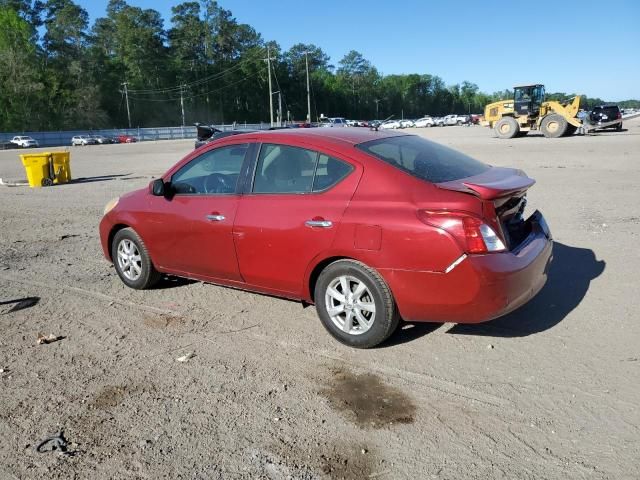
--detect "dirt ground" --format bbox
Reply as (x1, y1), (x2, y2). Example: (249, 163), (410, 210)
(0, 121), (639, 479)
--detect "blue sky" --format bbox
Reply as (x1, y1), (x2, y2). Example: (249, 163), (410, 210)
(82, 0), (640, 100)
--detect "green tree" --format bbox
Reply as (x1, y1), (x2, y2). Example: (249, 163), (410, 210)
(0, 6), (44, 130)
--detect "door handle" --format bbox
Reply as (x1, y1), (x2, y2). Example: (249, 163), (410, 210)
(305, 219), (333, 228)
(206, 214), (225, 222)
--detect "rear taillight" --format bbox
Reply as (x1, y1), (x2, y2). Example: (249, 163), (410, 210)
(417, 210), (506, 254)
(617, 112), (622, 119)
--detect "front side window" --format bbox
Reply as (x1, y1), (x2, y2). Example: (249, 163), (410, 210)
(357, 135), (489, 183)
(171, 144), (248, 195)
(252, 144), (353, 194)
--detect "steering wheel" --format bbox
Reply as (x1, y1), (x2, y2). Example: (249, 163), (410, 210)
(203, 173), (229, 194)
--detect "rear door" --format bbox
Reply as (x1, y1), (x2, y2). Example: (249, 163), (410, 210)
(233, 143), (360, 295)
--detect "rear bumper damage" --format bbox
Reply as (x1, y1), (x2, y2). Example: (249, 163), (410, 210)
(382, 211), (553, 323)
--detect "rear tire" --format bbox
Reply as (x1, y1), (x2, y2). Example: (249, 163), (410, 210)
(314, 260), (399, 348)
(111, 228), (161, 290)
(541, 114), (568, 138)
(495, 117), (520, 139)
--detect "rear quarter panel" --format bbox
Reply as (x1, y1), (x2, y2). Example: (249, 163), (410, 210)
(328, 152), (480, 273)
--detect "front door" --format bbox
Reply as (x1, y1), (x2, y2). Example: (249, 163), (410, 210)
(146, 143), (249, 281)
(233, 143), (360, 294)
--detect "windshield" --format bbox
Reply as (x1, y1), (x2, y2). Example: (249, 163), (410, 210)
(357, 135), (490, 183)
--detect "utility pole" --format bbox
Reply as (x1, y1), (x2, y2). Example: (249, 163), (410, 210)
(180, 84), (186, 127)
(122, 82), (131, 129)
(278, 91), (282, 127)
(305, 51), (311, 124)
(266, 46), (274, 127)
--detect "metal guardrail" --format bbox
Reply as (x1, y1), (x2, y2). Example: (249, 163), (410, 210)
(0, 123), (272, 148)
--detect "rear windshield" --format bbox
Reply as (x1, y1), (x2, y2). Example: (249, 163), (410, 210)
(593, 106), (619, 113)
(357, 135), (490, 183)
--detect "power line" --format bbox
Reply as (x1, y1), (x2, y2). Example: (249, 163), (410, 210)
(128, 72), (260, 103)
(126, 48), (266, 94)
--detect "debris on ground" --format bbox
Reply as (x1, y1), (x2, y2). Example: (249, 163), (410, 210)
(37, 333), (64, 345)
(35, 431), (77, 456)
(176, 352), (195, 362)
(0, 178), (29, 187)
(59, 234), (79, 241)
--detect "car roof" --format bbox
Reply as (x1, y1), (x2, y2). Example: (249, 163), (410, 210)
(218, 127), (408, 148)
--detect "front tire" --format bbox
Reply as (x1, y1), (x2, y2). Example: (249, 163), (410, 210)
(111, 228), (161, 289)
(541, 114), (568, 138)
(314, 260), (399, 348)
(495, 117), (520, 139)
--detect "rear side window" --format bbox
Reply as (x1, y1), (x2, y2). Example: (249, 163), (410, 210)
(313, 154), (352, 191)
(357, 135), (489, 183)
(252, 144), (353, 194)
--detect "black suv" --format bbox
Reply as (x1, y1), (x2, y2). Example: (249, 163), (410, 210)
(589, 105), (623, 131)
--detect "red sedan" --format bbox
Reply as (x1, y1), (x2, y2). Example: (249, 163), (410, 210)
(100, 129), (552, 348)
(117, 134), (137, 143)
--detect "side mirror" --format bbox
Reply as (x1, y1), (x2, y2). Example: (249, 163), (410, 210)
(151, 178), (166, 196)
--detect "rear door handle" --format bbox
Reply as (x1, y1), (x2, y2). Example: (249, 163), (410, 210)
(305, 219), (333, 228)
(206, 214), (225, 222)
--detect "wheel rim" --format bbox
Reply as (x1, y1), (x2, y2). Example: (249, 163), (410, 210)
(117, 239), (142, 281)
(546, 120), (559, 133)
(325, 275), (376, 335)
(499, 122), (511, 134)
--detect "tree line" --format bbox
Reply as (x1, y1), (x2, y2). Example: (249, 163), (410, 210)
(1, 0), (637, 131)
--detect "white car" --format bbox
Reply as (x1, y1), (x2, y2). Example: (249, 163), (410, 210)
(319, 117), (348, 127)
(10, 136), (38, 148)
(400, 119), (415, 128)
(443, 114), (469, 126)
(414, 116), (435, 128)
(379, 120), (402, 129)
(71, 135), (97, 146)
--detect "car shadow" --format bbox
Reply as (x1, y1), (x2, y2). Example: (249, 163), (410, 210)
(70, 174), (131, 184)
(0, 296), (40, 314)
(151, 276), (198, 290)
(446, 242), (605, 337)
(379, 321), (443, 348)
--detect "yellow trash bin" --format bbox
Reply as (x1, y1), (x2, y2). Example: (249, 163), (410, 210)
(19, 152), (71, 188)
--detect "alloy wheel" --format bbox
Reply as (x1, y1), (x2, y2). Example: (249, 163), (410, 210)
(117, 239), (142, 281)
(324, 275), (376, 335)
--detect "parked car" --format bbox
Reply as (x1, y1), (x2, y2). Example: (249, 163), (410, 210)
(379, 120), (402, 129)
(414, 116), (435, 128)
(10, 136), (39, 148)
(433, 117), (445, 127)
(117, 134), (138, 143)
(1, 141), (19, 150)
(100, 129), (553, 348)
(589, 105), (623, 131)
(469, 114), (482, 125)
(71, 135), (97, 146)
(90, 135), (115, 144)
(194, 123), (257, 149)
(319, 117), (348, 128)
(443, 114), (469, 126)
(400, 120), (415, 128)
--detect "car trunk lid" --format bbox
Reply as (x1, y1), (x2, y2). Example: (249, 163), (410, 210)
(436, 167), (535, 249)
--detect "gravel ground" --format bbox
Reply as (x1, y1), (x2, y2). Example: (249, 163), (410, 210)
(0, 121), (639, 479)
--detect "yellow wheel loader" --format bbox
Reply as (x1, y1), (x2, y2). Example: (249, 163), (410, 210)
(483, 84), (583, 138)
